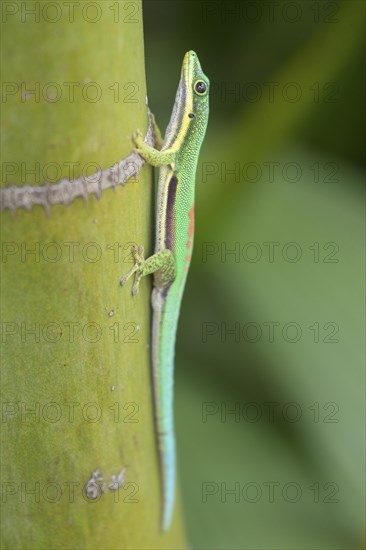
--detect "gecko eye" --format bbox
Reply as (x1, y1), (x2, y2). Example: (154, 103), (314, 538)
(194, 80), (207, 95)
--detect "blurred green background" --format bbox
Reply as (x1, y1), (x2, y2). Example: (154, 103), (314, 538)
(143, 1), (365, 548)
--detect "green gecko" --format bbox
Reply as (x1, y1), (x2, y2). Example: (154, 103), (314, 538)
(120, 50), (209, 531)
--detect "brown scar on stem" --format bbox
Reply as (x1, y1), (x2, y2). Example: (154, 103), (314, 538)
(84, 467), (126, 498)
(0, 111), (156, 214)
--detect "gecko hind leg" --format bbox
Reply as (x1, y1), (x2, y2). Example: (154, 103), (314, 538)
(120, 245), (176, 296)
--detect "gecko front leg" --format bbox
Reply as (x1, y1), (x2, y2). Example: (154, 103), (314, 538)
(133, 129), (176, 167)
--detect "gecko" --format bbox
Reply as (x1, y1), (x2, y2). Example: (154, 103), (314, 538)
(120, 50), (209, 531)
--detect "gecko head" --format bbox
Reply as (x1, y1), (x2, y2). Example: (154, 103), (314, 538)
(162, 51), (209, 151)
(182, 50), (210, 134)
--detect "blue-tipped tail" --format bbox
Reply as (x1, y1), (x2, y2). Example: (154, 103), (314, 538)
(161, 431), (176, 531)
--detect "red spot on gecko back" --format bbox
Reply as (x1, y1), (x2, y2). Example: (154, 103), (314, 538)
(186, 205), (195, 249)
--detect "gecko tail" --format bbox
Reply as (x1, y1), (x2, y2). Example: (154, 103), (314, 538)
(160, 431), (176, 531)
(152, 287), (180, 531)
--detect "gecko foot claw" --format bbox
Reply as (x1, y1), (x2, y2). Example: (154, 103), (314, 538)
(132, 129), (144, 148)
(120, 244), (145, 296)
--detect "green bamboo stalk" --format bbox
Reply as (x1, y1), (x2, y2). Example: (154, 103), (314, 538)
(1, 2), (186, 547)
